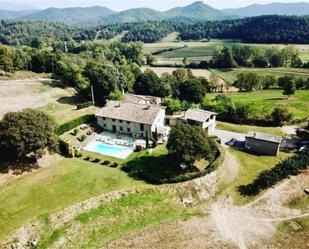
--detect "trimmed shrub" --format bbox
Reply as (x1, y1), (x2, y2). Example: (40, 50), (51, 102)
(78, 135), (87, 142)
(102, 160), (111, 165)
(75, 151), (83, 158)
(58, 139), (70, 157)
(55, 114), (95, 135)
(93, 158), (101, 163)
(110, 162), (119, 168)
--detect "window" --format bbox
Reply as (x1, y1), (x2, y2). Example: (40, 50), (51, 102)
(127, 121), (130, 124)
(127, 128), (131, 133)
(112, 119), (115, 122)
(102, 117), (106, 120)
(104, 124), (106, 127)
(120, 127), (123, 131)
(140, 124), (144, 131)
(119, 120), (123, 123)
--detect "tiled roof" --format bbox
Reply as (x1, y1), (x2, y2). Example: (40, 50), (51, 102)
(246, 131), (282, 144)
(96, 100), (163, 125)
(182, 109), (217, 123)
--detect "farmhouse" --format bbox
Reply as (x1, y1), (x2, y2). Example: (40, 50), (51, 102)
(96, 100), (167, 139)
(165, 109), (217, 133)
(245, 131), (282, 156)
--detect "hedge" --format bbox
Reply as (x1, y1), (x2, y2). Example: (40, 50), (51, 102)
(55, 114), (95, 135)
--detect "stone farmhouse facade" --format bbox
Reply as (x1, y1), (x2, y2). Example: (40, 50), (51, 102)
(96, 94), (217, 139)
(96, 100), (167, 139)
(245, 131), (282, 156)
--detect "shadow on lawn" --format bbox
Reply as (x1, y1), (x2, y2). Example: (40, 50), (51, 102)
(122, 153), (199, 184)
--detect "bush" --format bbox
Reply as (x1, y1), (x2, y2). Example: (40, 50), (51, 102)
(78, 135), (87, 142)
(58, 139), (70, 157)
(76, 102), (93, 110)
(55, 114), (95, 135)
(102, 160), (111, 165)
(110, 162), (119, 168)
(92, 158), (101, 163)
(84, 156), (91, 161)
(86, 131), (93, 136)
(71, 128), (79, 136)
(75, 151), (83, 158)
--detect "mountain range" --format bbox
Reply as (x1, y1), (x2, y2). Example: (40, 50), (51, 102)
(0, 1), (309, 25)
(223, 2), (309, 17)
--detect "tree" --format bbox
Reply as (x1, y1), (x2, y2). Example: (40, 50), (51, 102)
(178, 78), (206, 103)
(234, 72), (260, 92)
(84, 63), (121, 105)
(232, 45), (253, 66)
(278, 76), (296, 98)
(271, 106), (293, 126)
(212, 46), (237, 68)
(134, 69), (170, 97)
(167, 124), (217, 165)
(261, 75), (277, 89)
(0, 109), (58, 164)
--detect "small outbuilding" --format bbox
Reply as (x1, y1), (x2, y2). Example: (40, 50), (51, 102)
(245, 131), (282, 156)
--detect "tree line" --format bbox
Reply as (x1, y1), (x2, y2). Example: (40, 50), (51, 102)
(1, 15), (309, 47)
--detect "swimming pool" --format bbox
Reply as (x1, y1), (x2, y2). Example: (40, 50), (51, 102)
(84, 140), (134, 159)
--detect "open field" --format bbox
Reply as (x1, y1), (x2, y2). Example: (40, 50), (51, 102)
(0, 78), (98, 124)
(217, 121), (285, 136)
(144, 38), (309, 65)
(212, 68), (309, 84)
(0, 158), (146, 240)
(141, 66), (235, 91)
(208, 90), (309, 121)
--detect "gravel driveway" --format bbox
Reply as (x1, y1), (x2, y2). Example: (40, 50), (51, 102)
(209, 129), (246, 147)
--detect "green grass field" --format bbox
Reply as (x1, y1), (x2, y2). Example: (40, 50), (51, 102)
(212, 68), (309, 84)
(217, 121), (285, 136)
(36, 189), (201, 249)
(0, 158), (146, 240)
(222, 149), (289, 205)
(208, 90), (309, 121)
(144, 38), (309, 65)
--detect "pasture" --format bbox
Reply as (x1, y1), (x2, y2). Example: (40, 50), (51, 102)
(208, 90), (309, 121)
(144, 38), (309, 65)
(212, 68), (309, 84)
(0, 78), (98, 124)
(0, 158), (146, 240)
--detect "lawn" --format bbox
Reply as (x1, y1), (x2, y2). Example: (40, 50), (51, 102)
(217, 121), (285, 136)
(220, 149), (289, 205)
(0, 158), (146, 240)
(208, 90), (309, 121)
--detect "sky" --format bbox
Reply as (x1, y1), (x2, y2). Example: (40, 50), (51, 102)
(0, 0), (308, 11)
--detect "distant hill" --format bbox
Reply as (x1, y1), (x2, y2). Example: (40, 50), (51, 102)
(165, 1), (233, 21)
(0, 9), (37, 20)
(22, 6), (115, 25)
(223, 2), (309, 17)
(17, 2), (234, 25)
(100, 8), (165, 25)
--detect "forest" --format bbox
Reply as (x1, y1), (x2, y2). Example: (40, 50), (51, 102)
(0, 15), (309, 47)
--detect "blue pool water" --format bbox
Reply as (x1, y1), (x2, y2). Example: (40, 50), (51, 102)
(84, 140), (133, 159)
